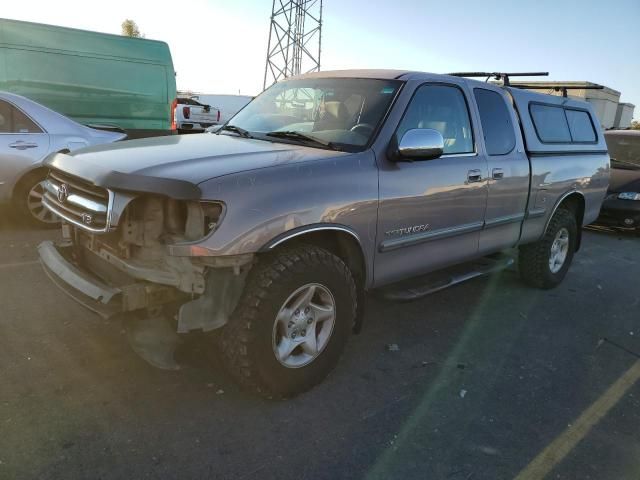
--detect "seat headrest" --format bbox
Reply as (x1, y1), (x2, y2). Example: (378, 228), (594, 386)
(323, 101), (348, 121)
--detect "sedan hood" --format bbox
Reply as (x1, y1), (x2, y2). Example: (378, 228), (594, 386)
(45, 133), (347, 199)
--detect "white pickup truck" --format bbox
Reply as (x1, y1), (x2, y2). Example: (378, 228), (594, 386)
(174, 97), (220, 132)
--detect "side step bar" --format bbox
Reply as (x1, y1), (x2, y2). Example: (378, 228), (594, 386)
(376, 254), (514, 302)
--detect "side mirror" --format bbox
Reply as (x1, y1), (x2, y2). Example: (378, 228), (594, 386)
(393, 128), (444, 161)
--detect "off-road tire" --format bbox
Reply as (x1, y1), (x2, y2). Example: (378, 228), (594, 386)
(220, 245), (357, 399)
(519, 208), (577, 289)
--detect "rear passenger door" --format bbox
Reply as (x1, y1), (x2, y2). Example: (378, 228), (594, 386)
(473, 88), (530, 253)
(0, 99), (49, 170)
(375, 83), (488, 286)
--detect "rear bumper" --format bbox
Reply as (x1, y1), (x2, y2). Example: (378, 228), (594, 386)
(178, 122), (217, 131)
(38, 241), (182, 319)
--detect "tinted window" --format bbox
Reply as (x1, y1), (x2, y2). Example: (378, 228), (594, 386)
(0, 101), (12, 133)
(397, 84), (474, 155)
(530, 104), (571, 143)
(565, 109), (596, 142)
(474, 89), (516, 155)
(0, 100), (42, 133)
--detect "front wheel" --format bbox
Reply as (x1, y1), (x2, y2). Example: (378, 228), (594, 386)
(519, 208), (577, 289)
(220, 245), (357, 398)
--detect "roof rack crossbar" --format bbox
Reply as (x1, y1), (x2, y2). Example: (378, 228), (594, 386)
(507, 84), (605, 97)
(447, 72), (549, 86)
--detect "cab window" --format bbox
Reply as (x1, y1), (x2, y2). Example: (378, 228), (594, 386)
(396, 84), (474, 155)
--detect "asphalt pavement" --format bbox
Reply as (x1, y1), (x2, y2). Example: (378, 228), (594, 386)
(1, 208), (638, 480)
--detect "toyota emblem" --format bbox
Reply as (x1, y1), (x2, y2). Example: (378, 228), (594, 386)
(57, 183), (69, 203)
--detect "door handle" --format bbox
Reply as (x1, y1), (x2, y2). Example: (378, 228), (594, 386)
(467, 169), (483, 183)
(492, 168), (504, 179)
(9, 141), (38, 150)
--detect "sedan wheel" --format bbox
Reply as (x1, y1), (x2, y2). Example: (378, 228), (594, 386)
(26, 181), (59, 225)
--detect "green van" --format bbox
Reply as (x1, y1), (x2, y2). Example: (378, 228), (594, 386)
(0, 18), (177, 138)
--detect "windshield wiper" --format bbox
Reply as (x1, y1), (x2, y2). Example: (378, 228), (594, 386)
(218, 124), (252, 138)
(265, 131), (338, 150)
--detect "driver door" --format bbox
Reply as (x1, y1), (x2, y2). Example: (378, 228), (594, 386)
(374, 83), (488, 286)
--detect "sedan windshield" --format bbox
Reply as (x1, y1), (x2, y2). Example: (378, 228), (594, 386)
(224, 78), (402, 151)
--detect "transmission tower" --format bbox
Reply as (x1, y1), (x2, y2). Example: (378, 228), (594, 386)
(263, 0), (323, 90)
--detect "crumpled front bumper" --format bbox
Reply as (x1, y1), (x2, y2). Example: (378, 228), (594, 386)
(38, 241), (124, 318)
(38, 241), (181, 319)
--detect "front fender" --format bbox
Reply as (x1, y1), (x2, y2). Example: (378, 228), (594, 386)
(193, 150), (379, 265)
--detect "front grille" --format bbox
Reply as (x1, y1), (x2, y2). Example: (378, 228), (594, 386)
(42, 170), (111, 232)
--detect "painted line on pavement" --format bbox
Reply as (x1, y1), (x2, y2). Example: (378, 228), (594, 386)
(514, 359), (640, 480)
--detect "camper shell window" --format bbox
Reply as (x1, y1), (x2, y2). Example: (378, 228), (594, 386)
(529, 102), (597, 145)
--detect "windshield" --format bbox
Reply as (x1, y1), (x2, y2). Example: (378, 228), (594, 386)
(225, 78), (402, 150)
(605, 133), (640, 165)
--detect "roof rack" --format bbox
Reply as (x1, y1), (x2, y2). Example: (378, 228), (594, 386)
(507, 84), (605, 98)
(448, 72), (549, 86)
(447, 72), (606, 97)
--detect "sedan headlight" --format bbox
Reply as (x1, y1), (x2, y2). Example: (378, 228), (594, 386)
(618, 192), (640, 201)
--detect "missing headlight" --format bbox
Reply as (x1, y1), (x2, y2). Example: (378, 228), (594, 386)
(165, 199), (224, 241)
(202, 202), (224, 235)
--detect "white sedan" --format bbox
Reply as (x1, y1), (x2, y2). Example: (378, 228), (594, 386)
(0, 91), (125, 226)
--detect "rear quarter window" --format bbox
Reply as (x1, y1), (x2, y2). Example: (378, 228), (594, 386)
(473, 88), (516, 155)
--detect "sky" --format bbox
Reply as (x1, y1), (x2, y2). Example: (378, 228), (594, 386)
(3, 0), (639, 119)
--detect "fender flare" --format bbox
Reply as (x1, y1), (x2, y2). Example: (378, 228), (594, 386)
(543, 189), (586, 251)
(259, 223), (363, 252)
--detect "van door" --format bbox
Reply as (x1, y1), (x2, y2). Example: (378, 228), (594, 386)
(375, 83), (489, 286)
(473, 87), (530, 253)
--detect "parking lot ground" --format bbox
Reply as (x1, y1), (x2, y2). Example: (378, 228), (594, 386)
(1, 210), (638, 480)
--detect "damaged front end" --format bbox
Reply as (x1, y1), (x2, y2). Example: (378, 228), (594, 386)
(38, 169), (253, 369)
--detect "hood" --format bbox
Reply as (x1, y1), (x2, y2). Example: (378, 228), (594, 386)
(44, 133), (347, 200)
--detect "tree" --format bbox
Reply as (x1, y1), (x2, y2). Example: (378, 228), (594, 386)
(121, 19), (143, 38)
(631, 120), (640, 130)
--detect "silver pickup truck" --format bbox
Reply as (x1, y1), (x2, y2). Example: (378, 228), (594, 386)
(37, 70), (609, 398)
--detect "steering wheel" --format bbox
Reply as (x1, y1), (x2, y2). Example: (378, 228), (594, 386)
(350, 123), (375, 136)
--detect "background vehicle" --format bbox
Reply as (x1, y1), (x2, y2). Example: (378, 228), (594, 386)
(197, 94), (253, 126)
(175, 97), (221, 132)
(38, 70), (609, 398)
(596, 130), (640, 230)
(0, 91), (125, 226)
(0, 18), (177, 138)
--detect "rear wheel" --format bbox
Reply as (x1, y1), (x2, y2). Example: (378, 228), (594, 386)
(14, 171), (59, 228)
(220, 245), (357, 398)
(519, 208), (577, 289)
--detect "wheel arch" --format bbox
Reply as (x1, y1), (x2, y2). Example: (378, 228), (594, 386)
(259, 224), (368, 333)
(545, 191), (586, 251)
